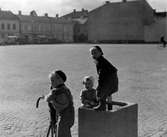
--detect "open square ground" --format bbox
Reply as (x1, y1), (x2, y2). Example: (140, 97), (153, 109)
(0, 44), (167, 137)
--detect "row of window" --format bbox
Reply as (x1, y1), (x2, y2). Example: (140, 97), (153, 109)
(0, 22), (73, 31)
(23, 24), (66, 32)
(1, 23), (16, 30)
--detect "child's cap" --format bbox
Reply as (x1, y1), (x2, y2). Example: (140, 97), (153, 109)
(89, 45), (103, 55)
(49, 70), (67, 82)
(56, 70), (67, 82)
(83, 76), (94, 84)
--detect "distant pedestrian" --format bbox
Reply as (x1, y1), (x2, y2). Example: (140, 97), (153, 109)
(44, 70), (75, 137)
(89, 46), (119, 111)
(80, 76), (98, 108)
(160, 36), (166, 48)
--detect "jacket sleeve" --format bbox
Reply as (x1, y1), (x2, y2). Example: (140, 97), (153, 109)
(80, 90), (89, 104)
(45, 90), (69, 112)
(96, 60), (118, 98)
(52, 93), (69, 111)
(96, 64), (108, 97)
(97, 68), (106, 89)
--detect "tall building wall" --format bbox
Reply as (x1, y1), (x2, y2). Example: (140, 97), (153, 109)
(33, 22), (52, 36)
(144, 17), (166, 42)
(142, 0), (154, 25)
(88, 17), (144, 42)
(88, 0), (153, 42)
(165, 17), (167, 41)
(53, 23), (64, 40)
(19, 21), (33, 35)
(63, 23), (74, 42)
(53, 22), (74, 42)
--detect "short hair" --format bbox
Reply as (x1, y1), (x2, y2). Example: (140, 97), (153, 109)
(89, 45), (103, 55)
(49, 70), (67, 82)
(83, 76), (94, 85)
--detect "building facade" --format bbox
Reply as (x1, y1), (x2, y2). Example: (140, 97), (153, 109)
(144, 11), (167, 42)
(51, 18), (74, 42)
(0, 9), (19, 44)
(61, 9), (88, 42)
(87, 0), (154, 43)
(0, 0), (166, 44)
(18, 10), (74, 43)
(0, 9), (74, 44)
(18, 10), (52, 43)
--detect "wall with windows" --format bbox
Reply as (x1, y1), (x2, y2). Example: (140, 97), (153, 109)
(63, 23), (74, 42)
(52, 21), (74, 42)
(0, 20), (19, 41)
(0, 11), (74, 43)
(34, 22), (52, 36)
(20, 22), (33, 33)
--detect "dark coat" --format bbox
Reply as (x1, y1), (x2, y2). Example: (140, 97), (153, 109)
(48, 84), (75, 127)
(96, 56), (118, 99)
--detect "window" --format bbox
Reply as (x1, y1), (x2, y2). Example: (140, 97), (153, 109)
(1, 33), (5, 38)
(7, 24), (10, 30)
(1, 23), (5, 30)
(13, 24), (16, 30)
(24, 25), (28, 31)
(27, 25), (31, 31)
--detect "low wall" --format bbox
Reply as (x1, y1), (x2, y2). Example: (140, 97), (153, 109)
(78, 101), (138, 137)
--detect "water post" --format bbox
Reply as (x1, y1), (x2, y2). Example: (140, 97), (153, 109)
(78, 101), (138, 137)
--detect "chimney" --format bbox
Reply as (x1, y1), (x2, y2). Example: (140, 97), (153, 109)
(82, 8), (85, 12)
(44, 13), (48, 17)
(30, 10), (37, 16)
(56, 14), (59, 19)
(18, 10), (22, 15)
(73, 9), (76, 13)
(122, 0), (127, 2)
(105, 1), (110, 4)
(85, 10), (88, 14)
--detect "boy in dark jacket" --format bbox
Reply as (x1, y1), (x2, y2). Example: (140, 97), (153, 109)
(44, 70), (75, 137)
(89, 46), (118, 111)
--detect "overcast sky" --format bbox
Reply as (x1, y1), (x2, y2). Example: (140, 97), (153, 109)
(0, 0), (166, 17)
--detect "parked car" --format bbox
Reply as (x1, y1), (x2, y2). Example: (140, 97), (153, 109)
(4, 36), (19, 45)
(0, 39), (5, 45)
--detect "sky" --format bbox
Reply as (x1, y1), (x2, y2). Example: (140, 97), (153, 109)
(0, 0), (166, 17)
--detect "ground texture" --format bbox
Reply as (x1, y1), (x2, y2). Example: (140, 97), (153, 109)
(0, 44), (167, 137)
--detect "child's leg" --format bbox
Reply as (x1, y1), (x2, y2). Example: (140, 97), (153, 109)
(94, 98), (106, 111)
(106, 95), (112, 110)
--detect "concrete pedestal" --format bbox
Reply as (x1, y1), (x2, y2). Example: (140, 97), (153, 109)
(78, 102), (138, 137)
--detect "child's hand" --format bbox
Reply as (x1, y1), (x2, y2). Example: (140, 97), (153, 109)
(96, 97), (100, 102)
(41, 95), (45, 99)
(90, 101), (95, 105)
(85, 104), (91, 108)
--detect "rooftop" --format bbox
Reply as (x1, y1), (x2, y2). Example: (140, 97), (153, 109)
(0, 10), (18, 20)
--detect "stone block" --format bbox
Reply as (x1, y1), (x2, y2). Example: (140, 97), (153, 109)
(78, 101), (138, 137)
